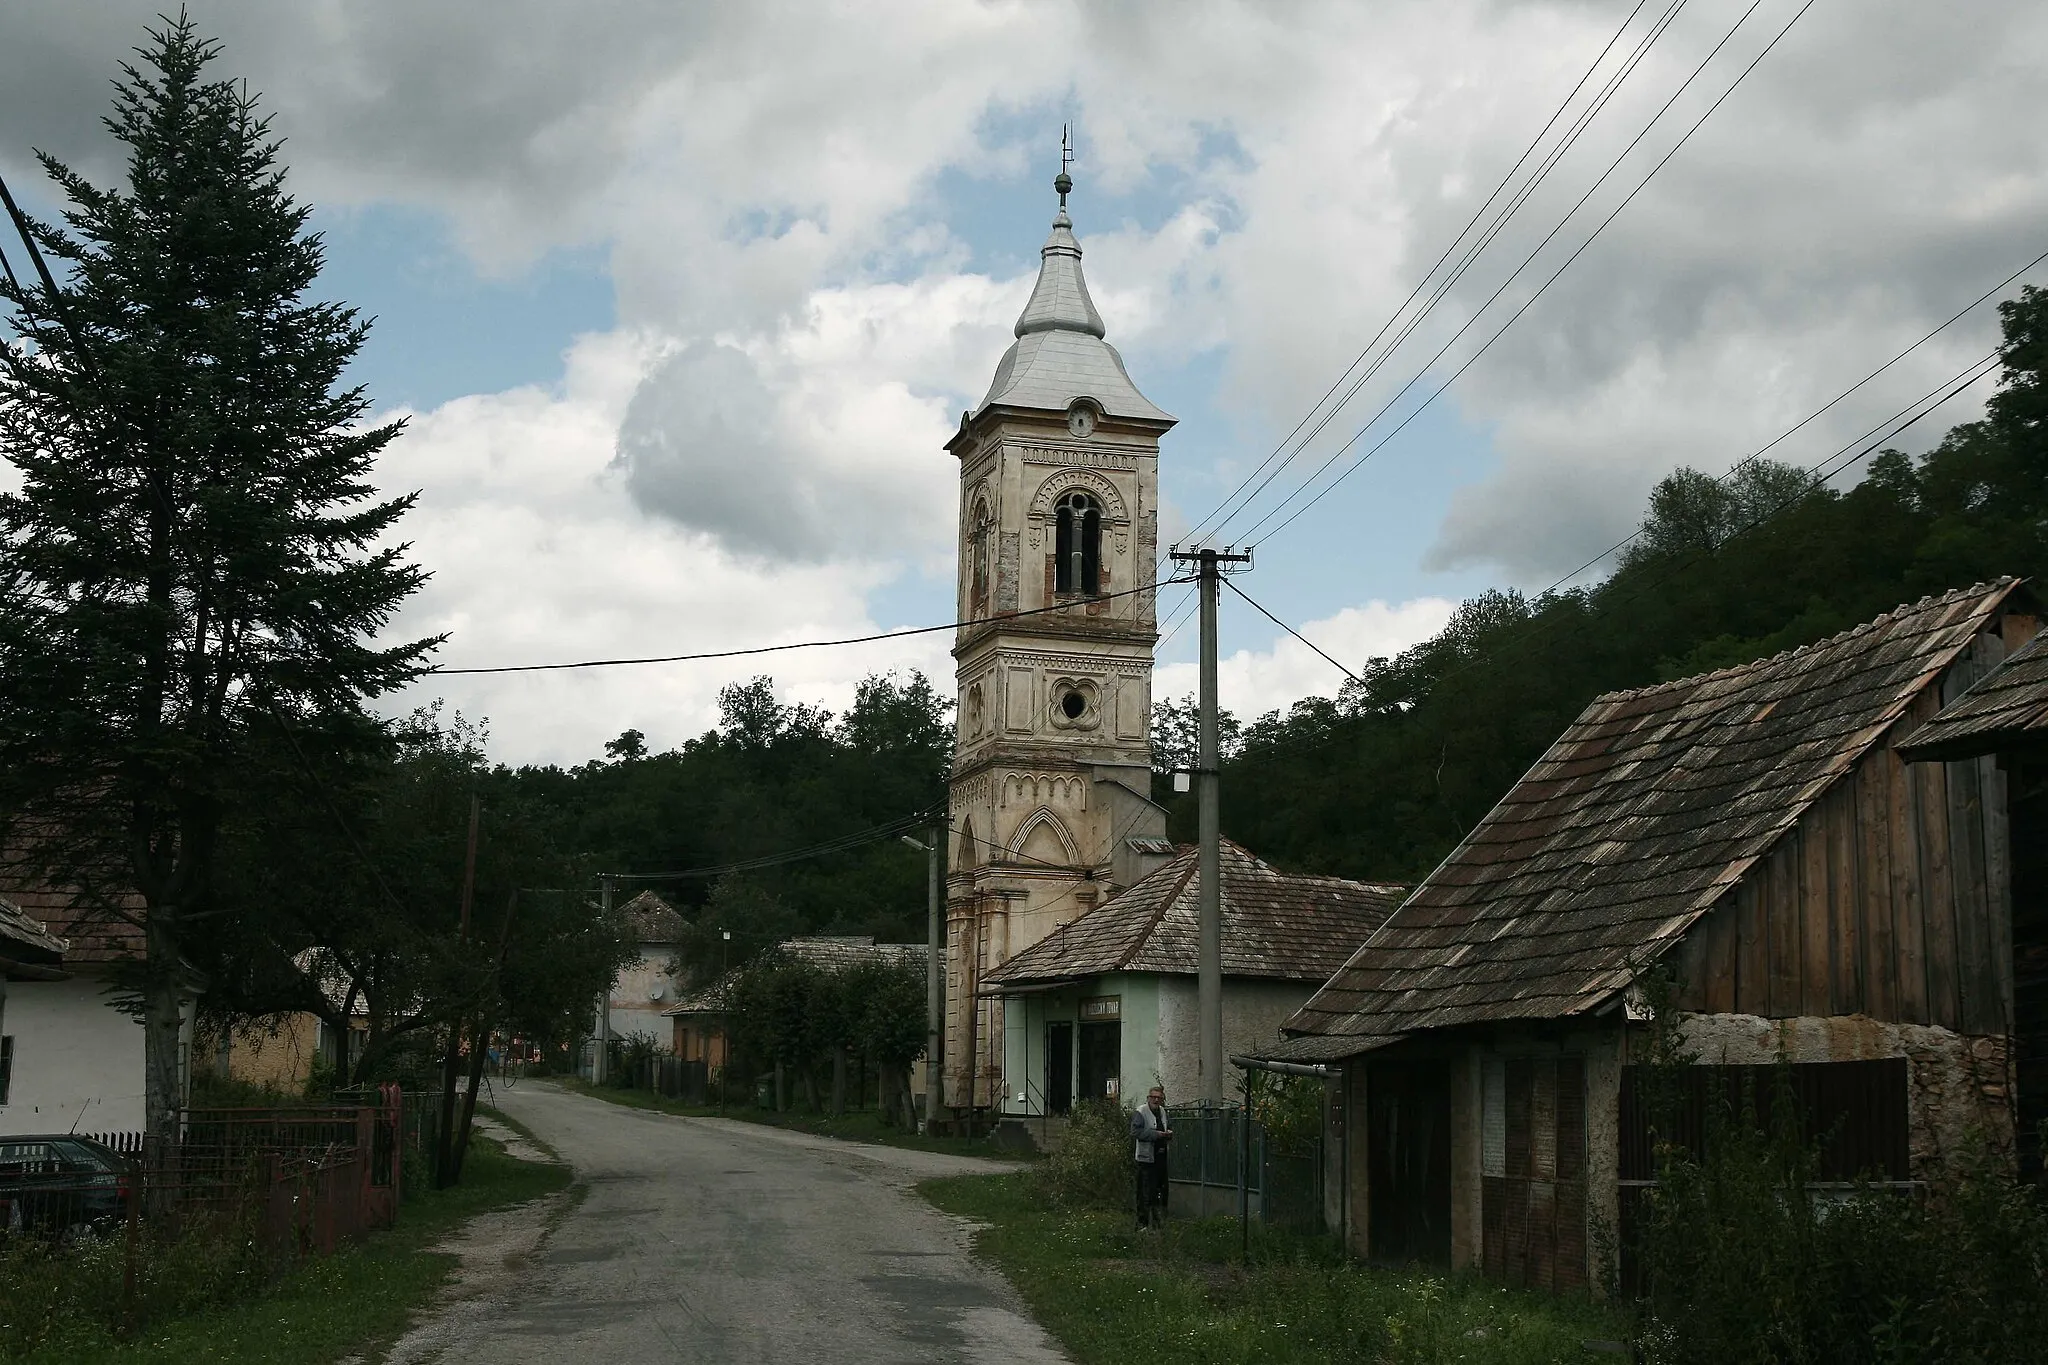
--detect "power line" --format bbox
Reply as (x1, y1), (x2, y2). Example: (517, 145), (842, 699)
(433, 575), (1189, 676)
(1411, 348), (2005, 697)
(1238, 0), (1812, 548)
(1183, 0), (1667, 544)
(1516, 246), (2048, 600)
(1194, 0), (1688, 544)
(1224, 580), (1362, 685)
(601, 809), (943, 883)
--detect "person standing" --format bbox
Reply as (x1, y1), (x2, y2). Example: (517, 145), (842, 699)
(1130, 1085), (1173, 1229)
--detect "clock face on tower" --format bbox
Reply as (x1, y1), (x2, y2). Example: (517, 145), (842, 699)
(1066, 402), (1097, 438)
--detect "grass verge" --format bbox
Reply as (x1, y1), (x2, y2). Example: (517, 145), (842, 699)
(554, 1076), (1031, 1161)
(18, 1134), (570, 1365)
(921, 1172), (1628, 1365)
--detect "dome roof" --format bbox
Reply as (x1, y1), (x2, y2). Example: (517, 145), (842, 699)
(974, 193), (1172, 425)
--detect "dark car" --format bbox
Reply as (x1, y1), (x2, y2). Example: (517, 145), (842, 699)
(0, 1136), (133, 1238)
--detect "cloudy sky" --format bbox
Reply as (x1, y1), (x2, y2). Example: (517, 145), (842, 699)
(4, 1), (2043, 764)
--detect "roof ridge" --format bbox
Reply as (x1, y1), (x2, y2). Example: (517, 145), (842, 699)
(1118, 855), (1201, 972)
(1593, 578), (2016, 704)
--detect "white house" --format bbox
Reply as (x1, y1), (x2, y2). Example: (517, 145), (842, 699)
(0, 891), (199, 1137)
(584, 890), (687, 1079)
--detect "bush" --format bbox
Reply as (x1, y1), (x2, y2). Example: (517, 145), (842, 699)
(0, 1203), (272, 1357)
(1037, 1098), (1132, 1211)
(1630, 977), (2048, 1364)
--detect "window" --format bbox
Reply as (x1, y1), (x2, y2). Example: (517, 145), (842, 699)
(0, 1035), (10, 1106)
(968, 498), (993, 609)
(1054, 490), (1101, 595)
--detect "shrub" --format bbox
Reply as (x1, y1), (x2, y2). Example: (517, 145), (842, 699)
(0, 1203), (272, 1357)
(1037, 1098), (1132, 1211)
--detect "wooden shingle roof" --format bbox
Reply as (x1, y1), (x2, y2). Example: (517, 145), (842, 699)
(1897, 622), (2048, 761)
(1282, 579), (2025, 1055)
(0, 895), (66, 970)
(984, 840), (1405, 988)
(618, 890), (689, 945)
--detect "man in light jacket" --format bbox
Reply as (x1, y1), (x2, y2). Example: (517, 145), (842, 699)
(1130, 1085), (1173, 1229)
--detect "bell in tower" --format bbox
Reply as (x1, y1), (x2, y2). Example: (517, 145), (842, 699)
(942, 164), (1176, 1114)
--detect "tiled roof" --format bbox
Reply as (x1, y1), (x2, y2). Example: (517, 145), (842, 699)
(662, 937), (929, 1016)
(1897, 620), (2048, 761)
(984, 840), (1406, 987)
(1285, 580), (2024, 1053)
(0, 887), (143, 965)
(618, 890), (688, 945)
(0, 895), (66, 967)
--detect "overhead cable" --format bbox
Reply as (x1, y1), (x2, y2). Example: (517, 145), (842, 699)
(1238, 0), (1812, 548)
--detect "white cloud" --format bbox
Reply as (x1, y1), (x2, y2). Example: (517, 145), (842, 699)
(10, 0), (2048, 755)
(1154, 596), (1458, 721)
(374, 330), (950, 763)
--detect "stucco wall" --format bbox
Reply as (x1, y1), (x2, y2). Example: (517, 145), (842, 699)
(608, 946), (678, 1046)
(1, 974), (145, 1135)
(1153, 977), (1315, 1102)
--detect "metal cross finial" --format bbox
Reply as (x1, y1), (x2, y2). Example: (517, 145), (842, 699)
(1055, 123), (1074, 206)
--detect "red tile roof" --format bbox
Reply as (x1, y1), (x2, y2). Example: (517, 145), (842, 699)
(1282, 580), (2025, 1054)
(985, 839), (1405, 987)
(0, 887), (143, 965)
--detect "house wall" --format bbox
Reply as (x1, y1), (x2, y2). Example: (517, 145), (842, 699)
(0, 974), (145, 1135)
(1671, 652), (2014, 1039)
(1668, 1011), (2015, 1176)
(999, 974), (1318, 1115)
(608, 945), (677, 1046)
(204, 1012), (320, 1092)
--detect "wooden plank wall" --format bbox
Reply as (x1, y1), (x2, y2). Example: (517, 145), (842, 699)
(1675, 633), (2013, 1035)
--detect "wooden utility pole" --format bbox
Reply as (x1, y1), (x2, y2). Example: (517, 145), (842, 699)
(1169, 544), (1252, 1105)
(594, 875), (614, 1084)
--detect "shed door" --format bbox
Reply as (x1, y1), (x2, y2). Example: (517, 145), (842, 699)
(1366, 1061), (1451, 1264)
(1482, 1055), (1587, 1292)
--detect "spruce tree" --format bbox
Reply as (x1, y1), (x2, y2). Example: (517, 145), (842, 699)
(0, 16), (437, 1141)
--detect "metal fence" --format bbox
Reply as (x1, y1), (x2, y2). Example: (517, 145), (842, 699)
(2, 1087), (413, 1255)
(1164, 1104), (1325, 1231)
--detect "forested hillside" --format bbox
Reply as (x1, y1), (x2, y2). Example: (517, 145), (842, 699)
(1175, 286), (2048, 884)
(507, 671), (953, 963)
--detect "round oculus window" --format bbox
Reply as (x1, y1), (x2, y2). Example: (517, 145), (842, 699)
(1060, 690), (1087, 720)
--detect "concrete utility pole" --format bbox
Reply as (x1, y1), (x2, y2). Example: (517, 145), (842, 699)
(904, 823), (948, 1133)
(594, 875), (614, 1085)
(1169, 543), (1252, 1105)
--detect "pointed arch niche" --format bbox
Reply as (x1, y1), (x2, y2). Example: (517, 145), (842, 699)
(1010, 807), (1080, 868)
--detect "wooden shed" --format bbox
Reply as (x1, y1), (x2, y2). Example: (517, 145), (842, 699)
(1262, 579), (2040, 1291)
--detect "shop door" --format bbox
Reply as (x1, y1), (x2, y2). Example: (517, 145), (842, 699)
(1078, 1021), (1122, 1105)
(1046, 1022), (1074, 1115)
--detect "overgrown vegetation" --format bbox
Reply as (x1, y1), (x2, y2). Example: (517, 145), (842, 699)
(1629, 977), (2048, 1364)
(926, 1172), (1624, 1365)
(1038, 1098), (1135, 1210)
(2, 1133), (567, 1364)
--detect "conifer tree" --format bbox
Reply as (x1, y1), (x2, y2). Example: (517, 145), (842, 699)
(0, 16), (437, 1141)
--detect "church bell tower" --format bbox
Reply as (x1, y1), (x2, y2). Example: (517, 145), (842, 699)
(944, 166), (1174, 1110)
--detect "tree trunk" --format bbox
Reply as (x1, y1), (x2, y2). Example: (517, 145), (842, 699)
(774, 1061), (786, 1112)
(142, 912), (184, 1154)
(830, 1048), (847, 1117)
(800, 1065), (820, 1114)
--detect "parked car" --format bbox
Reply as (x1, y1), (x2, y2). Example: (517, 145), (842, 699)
(0, 1136), (133, 1238)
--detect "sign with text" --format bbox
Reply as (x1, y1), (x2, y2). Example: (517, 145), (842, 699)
(1080, 995), (1121, 1020)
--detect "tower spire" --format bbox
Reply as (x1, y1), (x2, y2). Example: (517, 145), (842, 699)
(1056, 122), (1074, 208)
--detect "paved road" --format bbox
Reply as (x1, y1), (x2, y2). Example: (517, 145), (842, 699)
(445, 1082), (1068, 1364)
